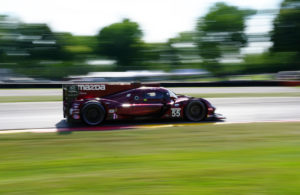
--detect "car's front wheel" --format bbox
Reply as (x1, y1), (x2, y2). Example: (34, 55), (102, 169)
(81, 102), (105, 126)
(184, 100), (207, 121)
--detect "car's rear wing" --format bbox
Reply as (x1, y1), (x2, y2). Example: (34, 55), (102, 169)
(62, 82), (159, 118)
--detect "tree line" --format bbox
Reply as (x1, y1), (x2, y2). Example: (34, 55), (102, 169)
(0, 0), (299, 80)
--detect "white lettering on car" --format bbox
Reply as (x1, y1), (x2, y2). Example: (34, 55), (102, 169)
(78, 85), (106, 91)
(171, 108), (181, 117)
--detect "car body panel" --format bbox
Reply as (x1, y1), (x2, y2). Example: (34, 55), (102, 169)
(63, 83), (223, 124)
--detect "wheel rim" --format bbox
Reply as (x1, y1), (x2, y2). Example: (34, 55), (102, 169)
(86, 107), (101, 123)
(190, 104), (202, 117)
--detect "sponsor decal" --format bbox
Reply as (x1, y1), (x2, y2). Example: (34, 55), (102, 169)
(67, 85), (79, 98)
(108, 109), (115, 113)
(78, 84), (106, 91)
(69, 85), (77, 92)
(113, 113), (118, 119)
(171, 108), (181, 117)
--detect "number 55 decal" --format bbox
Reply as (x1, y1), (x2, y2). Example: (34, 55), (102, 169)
(171, 108), (181, 117)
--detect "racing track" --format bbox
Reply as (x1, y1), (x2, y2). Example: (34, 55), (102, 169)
(0, 97), (300, 131)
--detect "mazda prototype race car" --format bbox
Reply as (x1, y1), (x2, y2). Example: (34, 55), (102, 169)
(63, 83), (224, 126)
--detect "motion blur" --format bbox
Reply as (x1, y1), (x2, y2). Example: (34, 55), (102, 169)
(0, 0), (299, 82)
(1, 1), (300, 194)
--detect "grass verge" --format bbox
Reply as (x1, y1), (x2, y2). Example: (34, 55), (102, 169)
(0, 122), (300, 194)
(0, 96), (61, 103)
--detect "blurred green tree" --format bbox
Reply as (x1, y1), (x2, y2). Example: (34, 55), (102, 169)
(0, 15), (79, 79)
(166, 32), (199, 69)
(165, 39), (181, 68)
(18, 23), (73, 60)
(0, 15), (19, 63)
(96, 19), (144, 68)
(196, 2), (255, 75)
(271, 0), (300, 53)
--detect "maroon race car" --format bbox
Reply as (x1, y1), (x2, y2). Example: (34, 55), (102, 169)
(63, 83), (224, 126)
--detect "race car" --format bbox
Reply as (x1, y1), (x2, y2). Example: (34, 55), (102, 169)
(63, 83), (224, 126)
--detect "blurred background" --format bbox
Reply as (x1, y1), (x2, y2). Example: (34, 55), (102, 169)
(0, 0), (299, 82)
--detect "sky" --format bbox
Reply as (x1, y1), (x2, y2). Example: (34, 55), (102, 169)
(0, 0), (282, 42)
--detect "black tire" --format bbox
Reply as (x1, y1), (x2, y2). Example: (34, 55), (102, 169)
(81, 102), (105, 126)
(184, 100), (207, 121)
(66, 115), (75, 124)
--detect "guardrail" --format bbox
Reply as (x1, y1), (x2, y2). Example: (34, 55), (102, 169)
(1, 80), (300, 88)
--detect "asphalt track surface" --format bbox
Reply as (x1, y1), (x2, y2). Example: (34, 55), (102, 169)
(0, 97), (300, 130)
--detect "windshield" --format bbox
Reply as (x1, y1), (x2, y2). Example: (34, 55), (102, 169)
(167, 89), (178, 99)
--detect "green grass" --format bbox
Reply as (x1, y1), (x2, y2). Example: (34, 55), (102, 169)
(1, 122), (300, 194)
(0, 96), (61, 103)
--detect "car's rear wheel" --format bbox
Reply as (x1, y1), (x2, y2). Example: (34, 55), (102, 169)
(81, 102), (105, 126)
(184, 100), (207, 121)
